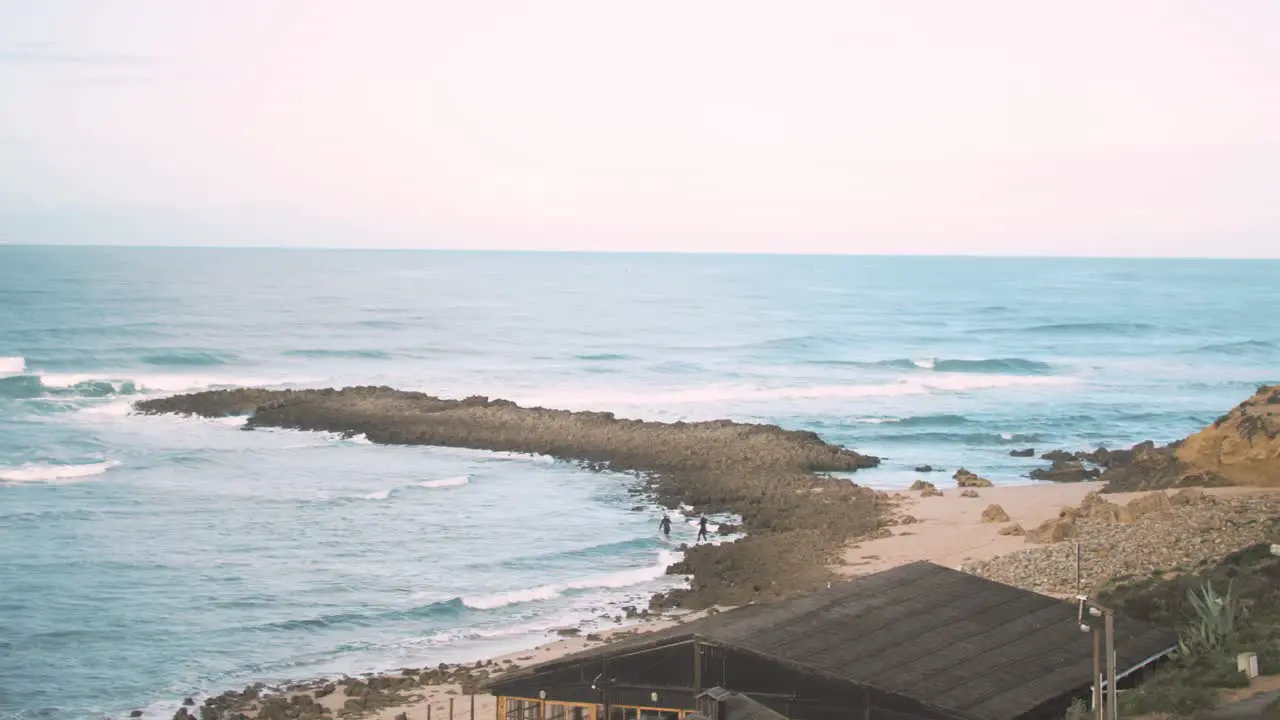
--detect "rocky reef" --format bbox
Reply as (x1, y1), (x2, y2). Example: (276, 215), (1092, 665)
(135, 386), (882, 608)
(1026, 385), (1280, 492)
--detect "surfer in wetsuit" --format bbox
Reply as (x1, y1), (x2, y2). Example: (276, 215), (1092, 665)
(659, 514), (672, 539)
(697, 515), (709, 542)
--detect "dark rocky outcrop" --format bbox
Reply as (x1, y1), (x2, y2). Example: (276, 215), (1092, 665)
(1009, 448), (1035, 457)
(1029, 460), (1101, 483)
(135, 386), (881, 608)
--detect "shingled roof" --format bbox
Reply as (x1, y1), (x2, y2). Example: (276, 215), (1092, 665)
(491, 562), (1178, 720)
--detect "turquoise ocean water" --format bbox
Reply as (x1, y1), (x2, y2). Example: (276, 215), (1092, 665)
(1, 247), (1277, 719)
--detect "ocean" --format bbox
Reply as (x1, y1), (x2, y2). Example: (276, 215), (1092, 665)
(1, 246), (1277, 719)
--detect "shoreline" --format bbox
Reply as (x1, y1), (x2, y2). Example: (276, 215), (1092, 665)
(177, 481), (1280, 720)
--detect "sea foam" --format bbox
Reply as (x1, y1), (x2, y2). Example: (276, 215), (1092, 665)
(0, 356), (24, 376)
(419, 475), (470, 489)
(0, 460), (121, 485)
(461, 550), (684, 610)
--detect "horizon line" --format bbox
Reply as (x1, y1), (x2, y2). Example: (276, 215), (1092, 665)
(0, 242), (1277, 261)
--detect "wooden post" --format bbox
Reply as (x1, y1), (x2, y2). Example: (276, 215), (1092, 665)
(429, 702), (433, 720)
(692, 640), (702, 695)
(451, 696), (456, 720)
(1105, 610), (1117, 720)
(1092, 628), (1102, 720)
(472, 694), (477, 720)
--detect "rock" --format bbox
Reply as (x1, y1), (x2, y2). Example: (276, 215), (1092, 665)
(1029, 461), (1101, 483)
(899, 515), (918, 525)
(173, 710), (194, 720)
(1085, 499), (1133, 524)
(981, 504), (1011, 523)
(343, 699), (365, 713)
(1174, 384), (1280, 487)
(1042, 450), (1076, 462)
(1010, 448), (1035, 457)
(998, 523), (1025, 536)
(954, 468), (994, 487)
(184, 698), (196, 707)
(132, 712), (144, 718)
(960, 489), (979, 498)
(314, 683), (336, 699)
(921, 486), (943, 498)
(555, 628), (581, 637)
(914, 465), (939, 473)
(909, 479), (935, 491)
(1025, 517), (1076, 544)
(1126, 491), (1174, 519)
(1170, 487), (1207, 506)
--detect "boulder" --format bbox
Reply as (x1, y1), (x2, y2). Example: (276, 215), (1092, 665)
(899, 515), (919, 525)
(1170, 487), (1207, 506)
(914, 465), (939, 473)
(909, 479), (934, 491)
(1009, 448), (1036, 457)
(1125, 491), (1174, 519)
(998, 523), (1025, 536)
(184, 698), (196, 707)
(1025, 517), (1076, 544)
(173, 710), (195, 720)
(920, 486), (943, 498)
(954, 468), (994, 487)
(1042, 450), (1076, 462)
(981, 504), (1010, 523)
(1029, 461), (1101, 483)
(1085, 500), (1134, 524)
(315, 684), (336, 699)
(959, 489), (980, 498)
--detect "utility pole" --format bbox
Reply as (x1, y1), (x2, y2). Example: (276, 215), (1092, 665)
(1075, 542), (1118, 720)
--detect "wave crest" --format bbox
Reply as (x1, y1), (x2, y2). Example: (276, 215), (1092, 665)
(0, 356), (24, 375)
(0, 460), (121, 485)
(141, 350), (238, 367)
(461, 550), (683, 610)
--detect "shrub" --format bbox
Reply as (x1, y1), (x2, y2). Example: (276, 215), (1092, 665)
(1177, 580), (1242, 658)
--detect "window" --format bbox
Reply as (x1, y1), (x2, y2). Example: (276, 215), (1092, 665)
(504, 699), (542, 720)
(568, 707), (589, 720)
(523, 701), (542, 720)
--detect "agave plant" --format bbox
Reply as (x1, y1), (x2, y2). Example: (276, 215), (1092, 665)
(1176, 579), (1242, 659)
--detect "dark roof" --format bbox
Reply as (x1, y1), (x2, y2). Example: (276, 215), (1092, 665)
(699, 688), (789, 720)
(491, 562), (1177, 720)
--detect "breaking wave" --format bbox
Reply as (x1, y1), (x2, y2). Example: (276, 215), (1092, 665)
(461, 550), (684, 610)
(0, 356), (24, 375)
(418, 475), (469, 489)
(0, 460), (121, 485)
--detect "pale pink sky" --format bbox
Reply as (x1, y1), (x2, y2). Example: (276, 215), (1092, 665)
(2, 0), (1279, 256)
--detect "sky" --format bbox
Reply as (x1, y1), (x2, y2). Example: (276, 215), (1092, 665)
(1, 0), (1279, 257)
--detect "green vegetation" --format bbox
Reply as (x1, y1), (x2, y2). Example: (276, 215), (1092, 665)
(1095, 538), (1280, 717)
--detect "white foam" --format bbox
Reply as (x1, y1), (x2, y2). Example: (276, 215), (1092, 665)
(461, 550), (683, 610)
(855, 417), (902, 424)
(912, 358), (937, 370)
(516, 375), (1074, 409)
(361, 489), (393, 501)
(418, 475), (470, 489)
(1000, 432), (1015, 440)
(0, 356), (24, 376)
(39, 372), (320, 394)
(0, 460), (121, 484)
(347, 434), (372, 445)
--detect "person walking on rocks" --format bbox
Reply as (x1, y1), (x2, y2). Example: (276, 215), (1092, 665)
(659, 514), (672, 539)
(697, 515), (709, 542)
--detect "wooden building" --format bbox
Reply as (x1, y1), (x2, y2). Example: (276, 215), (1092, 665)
(486, 562), (1177, 720)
